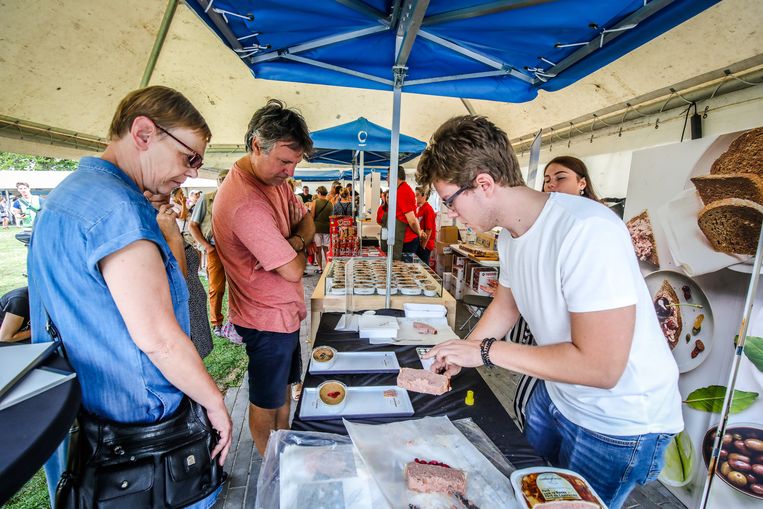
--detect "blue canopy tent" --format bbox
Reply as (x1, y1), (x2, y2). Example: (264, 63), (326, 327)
(309, 116), (426, 166)
(309, 116), (426, 234)
(187, 0), (720, 305)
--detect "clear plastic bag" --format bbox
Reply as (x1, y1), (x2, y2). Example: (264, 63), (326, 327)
(345, 416), (519, 508)
(255, 429), (389, 509)
(256, 418), (518, 508)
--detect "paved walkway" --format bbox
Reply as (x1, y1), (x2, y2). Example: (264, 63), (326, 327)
(213, 268), (685, 508)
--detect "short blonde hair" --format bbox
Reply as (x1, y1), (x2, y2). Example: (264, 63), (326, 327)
(108, 86), (211, 142)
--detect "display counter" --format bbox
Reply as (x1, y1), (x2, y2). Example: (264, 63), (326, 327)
(309, 259), (457, 342)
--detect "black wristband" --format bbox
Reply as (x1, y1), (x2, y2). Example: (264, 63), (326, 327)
(480, 337), (496, 368)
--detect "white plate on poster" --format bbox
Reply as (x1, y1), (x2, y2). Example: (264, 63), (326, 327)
(683, 131), (760, 274)
(645, 270), (714, 373)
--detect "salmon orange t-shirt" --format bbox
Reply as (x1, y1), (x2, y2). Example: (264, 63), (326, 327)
(212, 163), (305, 333)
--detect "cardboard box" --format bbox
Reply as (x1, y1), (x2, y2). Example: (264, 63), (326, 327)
(454, 278), (465, 300)
(476, 232), (497, 251)
(438, 225), (459, 244)
(476, 270), (498, 296)
(443, 272), (454, 293)
(436, 253), (453, 274)
(435, 240), (453, 255)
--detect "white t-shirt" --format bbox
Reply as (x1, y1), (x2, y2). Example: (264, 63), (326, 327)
(498, 193), (683, 436)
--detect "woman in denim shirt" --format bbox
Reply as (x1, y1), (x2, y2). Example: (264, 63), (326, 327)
(28, 86), (231, 508)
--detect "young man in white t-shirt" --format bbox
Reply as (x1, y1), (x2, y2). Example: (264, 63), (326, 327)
(420, 116), (683, 509)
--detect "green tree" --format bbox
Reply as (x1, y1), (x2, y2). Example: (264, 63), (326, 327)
(0, 152), (77, 171)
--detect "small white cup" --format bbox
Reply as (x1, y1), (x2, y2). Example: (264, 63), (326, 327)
(317, 380), (347, 414)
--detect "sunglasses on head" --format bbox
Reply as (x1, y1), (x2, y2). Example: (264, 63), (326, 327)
(153, 123), (204, 170)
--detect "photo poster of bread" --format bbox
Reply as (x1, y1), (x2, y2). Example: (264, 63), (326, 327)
(624, 127), (763, 508)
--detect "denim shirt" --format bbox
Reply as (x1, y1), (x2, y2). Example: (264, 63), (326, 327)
(28, 157), (190, 423)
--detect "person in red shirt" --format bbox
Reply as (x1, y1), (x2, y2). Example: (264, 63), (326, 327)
(415, 186), (436, 264)
(387, 166), (422, 260)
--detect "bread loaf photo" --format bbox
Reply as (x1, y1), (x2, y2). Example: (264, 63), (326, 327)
(697, 198), (763, 255)
(710, 127), (763, 176)
(691, 174), (763, 206)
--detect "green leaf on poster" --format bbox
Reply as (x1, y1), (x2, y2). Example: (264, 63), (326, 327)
(744, 336), (763, 372)
(683, 385), (758, 414)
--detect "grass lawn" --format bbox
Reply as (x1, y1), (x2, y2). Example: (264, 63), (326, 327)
(1, 228), (247, 508)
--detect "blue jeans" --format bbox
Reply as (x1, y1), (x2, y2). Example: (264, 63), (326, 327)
(524, 382), (673, 509)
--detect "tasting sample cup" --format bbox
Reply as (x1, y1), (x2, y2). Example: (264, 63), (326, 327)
(317, 380), (347, 414)
(311, 346), (338, 368)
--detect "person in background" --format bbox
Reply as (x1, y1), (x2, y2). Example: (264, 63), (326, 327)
(375, 190), (388, 252)
(387, 166), (422, 260)
(170, 187), (189, 233)
(0, 196), (9, 229)
(418, 115), (681, 509)
(328, 183), (342, 205)
(189, 170), (229, 337)
(543, 155), (600, 201)
(12, 182), (43, 227)
(415, 186), (436, 265)
(300, 185), (312, 203)
(311, 186), (332, 271)
(332, 188), (352, 216)
(28, 85), (231, 507)
(188, 189), (202, 210)
(346, 182), (359, 211)
(213, 99), (314, 456)
(0, 287), (31, 342)
(512, 156), (603, 432)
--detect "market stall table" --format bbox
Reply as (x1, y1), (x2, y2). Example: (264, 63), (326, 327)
(309, 269), (457, 343)
(292, 311), (545, 470)
(0, 353), (80, 505)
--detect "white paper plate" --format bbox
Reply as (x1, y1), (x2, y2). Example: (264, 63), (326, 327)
(645, 270), (714, 373)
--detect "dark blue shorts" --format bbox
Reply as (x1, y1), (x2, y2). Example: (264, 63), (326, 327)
(234, 325), (302, 409)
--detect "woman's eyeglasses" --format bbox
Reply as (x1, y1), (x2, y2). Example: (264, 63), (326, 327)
(154, 123), (204, 170)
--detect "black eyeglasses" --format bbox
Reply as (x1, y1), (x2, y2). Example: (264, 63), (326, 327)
(154, 123), (204, 170)
(442, 182), (474, 209)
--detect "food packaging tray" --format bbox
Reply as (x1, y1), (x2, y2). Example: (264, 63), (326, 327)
(308, 352), (400, 375)
(299, 385), (414, 421)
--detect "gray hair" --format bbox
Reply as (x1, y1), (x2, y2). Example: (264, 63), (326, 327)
(244, 99), (313, 157)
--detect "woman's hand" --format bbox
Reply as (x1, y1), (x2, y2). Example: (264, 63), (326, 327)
(423, 339), (483, 377)
(206, 401), (233, 466)
(156, 204), (180, 240)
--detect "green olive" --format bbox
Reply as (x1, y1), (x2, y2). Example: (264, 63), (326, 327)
(727, 470), (748, 487)
(720, 461), (731, 476)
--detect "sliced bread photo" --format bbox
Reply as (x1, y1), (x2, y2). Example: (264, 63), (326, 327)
(690, 173), (763, 206)
(625, 210), (659, 266)
(710, 127), (763, 177)
(697, 198), (763, 255)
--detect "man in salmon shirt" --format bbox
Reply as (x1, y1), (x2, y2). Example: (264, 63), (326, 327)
(415, 186), (436, 265)
(388, 165), (422, 260)
(212, 100), (315, 454)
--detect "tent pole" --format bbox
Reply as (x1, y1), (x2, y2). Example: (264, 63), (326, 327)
(385, 75), (404, 308)
(140, 0), (178, 87)
(359, 151), (365, 250)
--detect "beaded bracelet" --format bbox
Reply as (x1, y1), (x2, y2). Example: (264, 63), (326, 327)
(479, 337), (496, 368)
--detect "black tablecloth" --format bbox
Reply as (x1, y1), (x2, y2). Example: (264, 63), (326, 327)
(0, 353), (81, 505)
(292, 311), (544, 470)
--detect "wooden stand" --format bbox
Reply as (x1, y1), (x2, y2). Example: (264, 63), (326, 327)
(309, 268), (457, 343)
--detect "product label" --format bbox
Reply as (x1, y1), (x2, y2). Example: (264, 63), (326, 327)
(536, 473), (581, 501)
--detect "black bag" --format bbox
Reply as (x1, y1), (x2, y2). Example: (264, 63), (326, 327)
(55, 398), (225, 509)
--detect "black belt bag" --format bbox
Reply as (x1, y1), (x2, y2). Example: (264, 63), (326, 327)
(56, 398), (225, 509)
